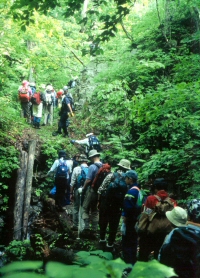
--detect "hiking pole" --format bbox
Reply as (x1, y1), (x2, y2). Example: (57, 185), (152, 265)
(77, 188), (82, 240)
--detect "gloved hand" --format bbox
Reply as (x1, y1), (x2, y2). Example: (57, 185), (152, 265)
(71, 112), (74, 117)
(70, 140), (76, 144)
(78, 187), (83, 194)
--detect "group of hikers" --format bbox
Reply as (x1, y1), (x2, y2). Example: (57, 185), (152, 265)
(18, 78), (78, 134)
(46, 134), (200, 278)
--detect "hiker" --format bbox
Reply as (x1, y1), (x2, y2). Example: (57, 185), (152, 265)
(52, 87), (74, 137)
(138, 178), (177, 261)
(47, 150), (73, 210)
(67, 76), (78, 89)
(70, 154), (89, 231)
(43, 85), (54, 126)
(158, 207), (194, 278)
(31, 87), (45, 129)
(98, 159), (131, 249)
(18, 80), (32, 123)
(70, 133), (102, 156)
(78, 150), (103, 238)
(121, 170), (142, 266)
(56, 89), (64, 108)
(187, 199), (200, 224)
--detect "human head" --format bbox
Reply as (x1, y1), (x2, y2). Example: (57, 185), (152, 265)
(78, 154), (88, 163)
(63, 86), (68, 92)
(86, 133), (94, 137)
(58, 150), (67, 159)
(88, 149), (100, 160)
(187, 199), (200, 224)
(166, 206), (188, 227)
(124, 170), (138, 185)
(46, 85), (53, 92)
(117, 159), (131, 171)
(22, 80), (29, 86)
(153, 178), (168, 191)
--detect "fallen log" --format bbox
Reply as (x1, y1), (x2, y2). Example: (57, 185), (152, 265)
(23, 140), (36, 239)
(13, 150), (28, 240)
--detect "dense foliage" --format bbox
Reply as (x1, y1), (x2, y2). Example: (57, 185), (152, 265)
(0, 0), (200, 242)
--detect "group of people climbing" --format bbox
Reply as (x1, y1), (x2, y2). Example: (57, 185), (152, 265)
(46, 134), (200, 278)
(18, 77), (78, 133)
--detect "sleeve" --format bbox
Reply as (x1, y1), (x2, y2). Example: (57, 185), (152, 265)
(75, 138), (89, 146)
(122, 189), (139, 217)
(70, 167), (79, 187)
(49, 160), (59, 173)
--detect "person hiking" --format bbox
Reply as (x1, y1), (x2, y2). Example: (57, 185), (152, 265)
(138, 178), (177, 262)
(47, 150), (73, 211)
(70, 154), (89, 231)
(158, 207), (194, 278)
(18, 80), (32, 123)
(42, 85), (54, 126)
(31, 86), (45, 129)
(78, 149), (103, 238)
(121, 170), (142, 267)
(97, 159), (131, 249)
(70, 133), (102, 156)
(52, 87), (74, 137)
(56, 89), (64, 108)
(67, 76), (78, 89)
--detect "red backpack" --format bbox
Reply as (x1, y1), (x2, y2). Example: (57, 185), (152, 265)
(19, 87), (30, 103)
(91, 163), (111, 192)
(31, 92), (41, 105)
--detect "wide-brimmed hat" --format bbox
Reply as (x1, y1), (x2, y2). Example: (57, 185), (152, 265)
(166, 207), (188, 227)
(88, 149), (101, 158)
(117, 159), (131, 170)
(123, 170), (138, 180)
(78, 154), (88, 162)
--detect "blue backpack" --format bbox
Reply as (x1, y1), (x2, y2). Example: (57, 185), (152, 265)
(105, 172), (127, 209)
(56, 159), (69, 179)
(88, 135), (102, 152)
(76, 166), (88, 189)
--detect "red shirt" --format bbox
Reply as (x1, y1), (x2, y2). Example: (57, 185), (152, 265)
(145, 190), (177, 209)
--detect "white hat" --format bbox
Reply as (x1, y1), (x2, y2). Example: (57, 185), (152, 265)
(166, 207), (188, 227)
(88, 149), (101, 158)
(86, 133), (93, 137)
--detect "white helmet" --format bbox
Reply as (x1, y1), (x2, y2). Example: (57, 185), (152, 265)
(63, 86), (68, 91)
(46, 85), (53, 91)
(29, 82), (36, 87)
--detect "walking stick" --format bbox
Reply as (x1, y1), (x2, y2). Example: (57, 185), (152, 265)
(77, 191), (82, 240)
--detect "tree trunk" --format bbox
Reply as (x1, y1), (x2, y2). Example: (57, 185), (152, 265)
(13, 150), (28, 240)
(23, 140), (36, 239)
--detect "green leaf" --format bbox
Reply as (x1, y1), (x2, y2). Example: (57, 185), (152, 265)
(0, 261), (43, 274)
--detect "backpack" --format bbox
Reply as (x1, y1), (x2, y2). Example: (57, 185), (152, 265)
(45, 92), (53, 105)
(88, 135), (102, 152)
(91, 163), (111, 192)
(66, 95), (75, 112)
(138, 195), (175, 235)
(76, 166), (88, 189)
(31, 92), (41, 105)
(19, 88), (30, 103)
(105, 172), (127, 209)
(55, 159), (69, 179)
(160, 224), (200, 278)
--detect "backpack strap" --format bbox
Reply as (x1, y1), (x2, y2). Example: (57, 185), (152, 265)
(130, 186), (140, 191)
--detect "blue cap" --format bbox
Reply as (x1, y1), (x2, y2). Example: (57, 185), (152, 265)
(123, 170), (138, 180)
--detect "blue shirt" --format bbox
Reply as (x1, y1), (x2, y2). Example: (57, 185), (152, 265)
(87, 162), (102, 182)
